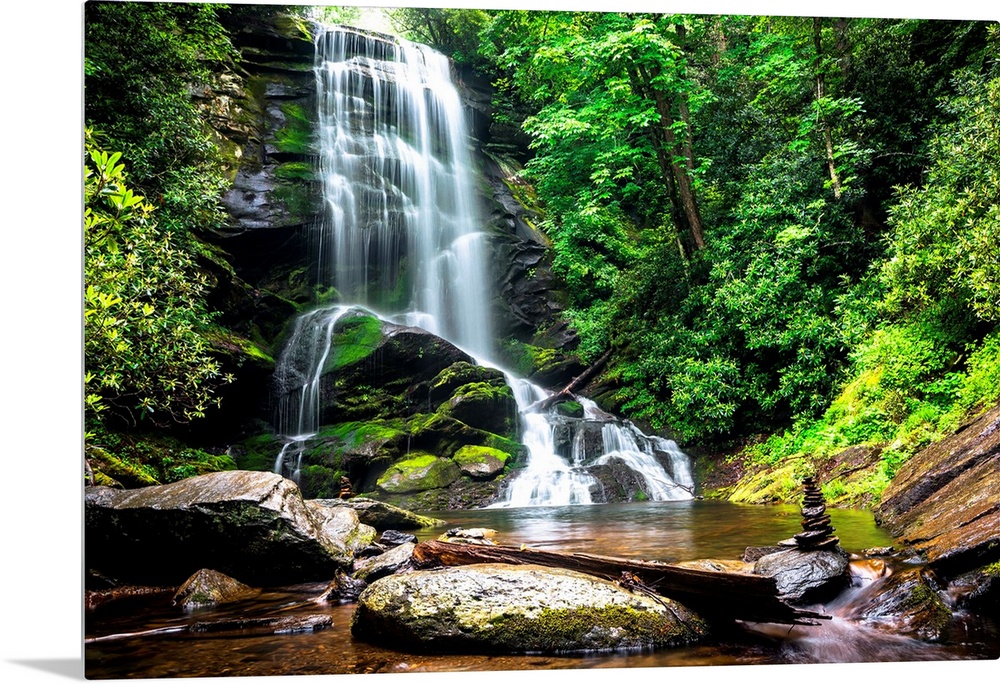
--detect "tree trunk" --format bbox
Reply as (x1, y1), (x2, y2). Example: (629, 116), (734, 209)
(531, 348), (613, 412)
(814, 17), (843, 199)
(633, 63), (706, 253)
(412, 540), (830, 626)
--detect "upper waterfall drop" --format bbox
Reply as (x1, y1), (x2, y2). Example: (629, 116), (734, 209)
(314, 25), (493, 360)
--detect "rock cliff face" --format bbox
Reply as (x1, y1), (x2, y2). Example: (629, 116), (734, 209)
(187, 12), (581, 451)
(875, 402), (1000, 580)
(199, 15), (576, 362)
(182, 12), (583, 505)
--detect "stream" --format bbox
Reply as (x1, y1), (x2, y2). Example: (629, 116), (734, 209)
(84, 500), (1000, 678)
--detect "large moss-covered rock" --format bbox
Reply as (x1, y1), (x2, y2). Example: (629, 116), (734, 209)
(376, 454), (461, 494)
(351, 563), (708, 653)
(85, 470), (365, 586)
(453, 445), (509, 479)
(172, 568), (261, 609)
(437, 382), (517, 437)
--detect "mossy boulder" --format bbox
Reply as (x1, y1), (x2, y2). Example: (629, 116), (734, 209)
(85, 471), (364, 586)
(437, 381), (517, 436)
(554, 400), (584, 418)
(351, 563), (708, 653)
(172, 568), (261, 609)
(453, 445), (509, 479)
(411, 361), (508, 410)
(376, 454), (461, 494)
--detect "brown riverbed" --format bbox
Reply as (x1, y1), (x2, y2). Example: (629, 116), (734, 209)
(84, 500), (1000, 678)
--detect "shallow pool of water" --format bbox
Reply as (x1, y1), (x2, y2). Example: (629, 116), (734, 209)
(84, 500), (999, 679)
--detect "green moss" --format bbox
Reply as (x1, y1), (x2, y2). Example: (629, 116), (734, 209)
(453, 445), (510, 468)
(233, 433), (284, 472)
(555, 400), (584, 418)
(205, 328), (274, 366)
(272, 183), (315, 217)
(326, 315), (384, 371)
(483, 434), (528, 466)
(487, 604), (705, 652)
(87, 430), (239, 487)
(274, 161), (316, 181)
(981, 561), (1000, 578)
(298, 464), (345, 499)
(377, 454), (461, 493)
(273, 102), (313, 154)
(453, 382), (513, 402)
(727, 460), (805, 504)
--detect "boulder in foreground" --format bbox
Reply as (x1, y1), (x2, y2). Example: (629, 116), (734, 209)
(351, 562), (708, 653)
(86, 471), (370, 586)
(754, 548), (849, 603)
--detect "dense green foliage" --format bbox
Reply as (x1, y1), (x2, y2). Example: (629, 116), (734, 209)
(84, 2), (236, 242)
(84, 129), (230, 428)
(84, 2), (243, 436)
(83, 3), (999, 505)
(400, 11), (999, 486)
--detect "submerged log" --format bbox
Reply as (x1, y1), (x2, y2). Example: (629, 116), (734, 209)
(412, 540), (829, 626)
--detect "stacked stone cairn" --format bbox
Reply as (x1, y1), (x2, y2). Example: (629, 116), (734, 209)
(794, 477), (840, 551)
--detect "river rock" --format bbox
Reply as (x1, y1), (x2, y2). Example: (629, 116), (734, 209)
(85, 471), (366, 586)
(838, 567), (952, 641)
(172, 569), (261, 609)
(753, 548), (850, 603)
(353, 542), (416, 582)
(316, 570), (368, 603)
(351, 563), (708, 653)
(379, 529), (418, 547)
(945, 564), (1000, 616)
(452, 445), (509, 479)
(875, 402), (1000, 579)
(312, 496), (446, 530)
(376, 454), (461, 494)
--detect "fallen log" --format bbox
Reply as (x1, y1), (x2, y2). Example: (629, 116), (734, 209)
(412, 540), (829, 626)
(531, 349), (613, 413)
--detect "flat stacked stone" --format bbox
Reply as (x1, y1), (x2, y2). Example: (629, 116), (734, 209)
(794, 477), (840, 551)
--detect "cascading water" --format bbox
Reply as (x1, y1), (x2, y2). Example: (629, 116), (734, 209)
(270, 23), (695, 506)
(272, 305), (350, 481)
(314, 25), (492, 359)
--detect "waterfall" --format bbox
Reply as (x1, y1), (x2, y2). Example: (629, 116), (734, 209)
(314, 26), (492, 359)
(271, 305), (350, 481)
(270, 24), (695, 506)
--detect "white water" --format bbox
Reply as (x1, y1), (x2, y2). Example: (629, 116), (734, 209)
(270, 24), (695, 506)
(272, 305), (351, 481)
(314, 26), (492, 359)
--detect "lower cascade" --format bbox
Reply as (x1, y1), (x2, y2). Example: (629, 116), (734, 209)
(270, 23), (694, 507)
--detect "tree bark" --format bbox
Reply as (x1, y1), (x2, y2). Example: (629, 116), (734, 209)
(814, 17), (843, 199)
(531, 348), (613, 412)
(412, 540), (830, 626)
(638, 63), (706, 252)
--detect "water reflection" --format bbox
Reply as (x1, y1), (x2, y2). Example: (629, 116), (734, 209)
(419, 499), (896, 561)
